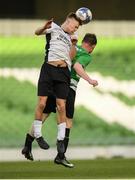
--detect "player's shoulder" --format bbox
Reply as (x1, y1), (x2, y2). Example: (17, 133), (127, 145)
(77, 46), (89, 56)
(51, 22), (61, 30)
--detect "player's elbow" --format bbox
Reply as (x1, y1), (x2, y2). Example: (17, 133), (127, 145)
(35, 31), (40, 35)
(73, 62), (82, 72)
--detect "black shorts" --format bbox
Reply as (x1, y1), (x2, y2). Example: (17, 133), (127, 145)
(38, 63), (70, 99)
(43, 88), (76, 119)
(43, 95), (56, 114)
(66, 88), (76, 119)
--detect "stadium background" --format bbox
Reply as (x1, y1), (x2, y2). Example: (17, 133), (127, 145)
(0, 0), (135, 159)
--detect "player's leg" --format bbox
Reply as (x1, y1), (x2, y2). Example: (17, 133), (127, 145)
(54, 117), (74, 168)
(21, 133), (35, 161)
(33, 96), (50, 149)
(22, 97), (49, 160)
(22, 94), (57, 160)
(36, 94), (57, 149)
(64, 88), (76, 155)
(22, 113), (50, 161)
(29, 113), (50, 137)
(54, 79), (70, 155)
(33, 63), (53, 149)
(54, 88), (76, 168)
(64, 118), (72, 154)
(56, 98), (67, 154)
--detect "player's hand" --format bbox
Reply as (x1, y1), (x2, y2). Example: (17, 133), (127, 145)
(89, 79), (98, 87)
(71, 33), (78, 45)
(44, 18), (53, 29)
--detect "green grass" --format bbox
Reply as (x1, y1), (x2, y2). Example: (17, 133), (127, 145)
(0, 159), (135, 179)
(0, 77), (57, 147)
(72, 106), (135, 145)
(1, 77), (135, 147)
(1, 36), (135, 80)
(0, 36), (44, 67)
(111, 92), (135, 106)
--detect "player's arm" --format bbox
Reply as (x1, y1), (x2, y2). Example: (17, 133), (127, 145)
(35, 19), (53, 35)
(69, 45), (77, 60)
(69, 34), (78, 60)
(73, 62), (98, 87)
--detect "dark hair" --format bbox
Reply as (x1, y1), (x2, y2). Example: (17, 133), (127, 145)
(82, 33), (97, 45)
(67, 12), (82, 25)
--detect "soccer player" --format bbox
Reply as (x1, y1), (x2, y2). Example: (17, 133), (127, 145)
(22, 33), (98, 168)
(55, 33), (98, 167)
(22, 13), (82, 158)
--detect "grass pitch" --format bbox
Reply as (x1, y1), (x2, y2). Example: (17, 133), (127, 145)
(0, 158), (135, 179)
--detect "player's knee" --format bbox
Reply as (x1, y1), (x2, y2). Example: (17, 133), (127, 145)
(66, 118), (73, 128)
(67, 123), (72, 129)
(38, 100), (46, 112)
(57, 104), (65, 113)
(38, 103), (46, 112)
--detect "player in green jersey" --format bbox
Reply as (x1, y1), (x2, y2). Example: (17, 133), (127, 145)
(22, 33), (98, 168)
(55, 33), (98, 167)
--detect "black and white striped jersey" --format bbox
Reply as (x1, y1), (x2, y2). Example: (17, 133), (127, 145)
(45, 22), (72, 69)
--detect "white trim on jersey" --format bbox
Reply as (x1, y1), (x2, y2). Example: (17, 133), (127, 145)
(70, 78), (78, 91)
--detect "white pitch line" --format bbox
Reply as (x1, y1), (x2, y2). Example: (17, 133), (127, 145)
(91, 72), (135, 97)
(76, 79), (135, 131)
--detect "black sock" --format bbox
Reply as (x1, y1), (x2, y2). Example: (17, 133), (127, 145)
(57, 128), (70, 159)
(64, 128), (70, 153)
(24, 133), (34, 150)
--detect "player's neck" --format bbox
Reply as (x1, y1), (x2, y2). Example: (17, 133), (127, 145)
(61, 23), (69, 34)
(81, 43), (90, 53)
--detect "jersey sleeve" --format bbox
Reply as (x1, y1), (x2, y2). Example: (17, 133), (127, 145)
(77, 54), (92, 68)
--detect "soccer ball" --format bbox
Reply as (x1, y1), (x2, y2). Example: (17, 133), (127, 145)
(75, 7), (92, 24)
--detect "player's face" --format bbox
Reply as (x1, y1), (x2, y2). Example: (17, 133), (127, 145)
(66, 18), (79, 34)
(88, 44), (96, 53)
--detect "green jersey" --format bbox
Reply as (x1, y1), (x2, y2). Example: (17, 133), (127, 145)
(70, 45), (92, 91)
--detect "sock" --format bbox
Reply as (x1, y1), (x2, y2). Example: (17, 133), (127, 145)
(29, 123), (34, 137)
(64, 128), (70, 153)
(58, 128), (70, 159)
(33, 120), (42, 138)
(57, 122), (66, 140)
(24, 133), (35, 151)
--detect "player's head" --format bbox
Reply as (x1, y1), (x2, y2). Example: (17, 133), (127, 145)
(63, 13), (82, 35)
(82, 33), (97, 53)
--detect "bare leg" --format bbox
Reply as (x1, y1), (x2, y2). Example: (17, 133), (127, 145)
(35, 96), (48, 120)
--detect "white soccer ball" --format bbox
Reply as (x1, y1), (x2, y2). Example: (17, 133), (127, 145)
(75, 7), (92, 24)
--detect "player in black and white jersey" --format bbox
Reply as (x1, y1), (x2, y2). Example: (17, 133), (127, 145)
(22, 13), (82, 159)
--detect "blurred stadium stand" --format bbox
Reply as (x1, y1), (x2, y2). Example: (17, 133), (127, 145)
(0, 20), (135, 37)
(0, 0), (135, 21)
